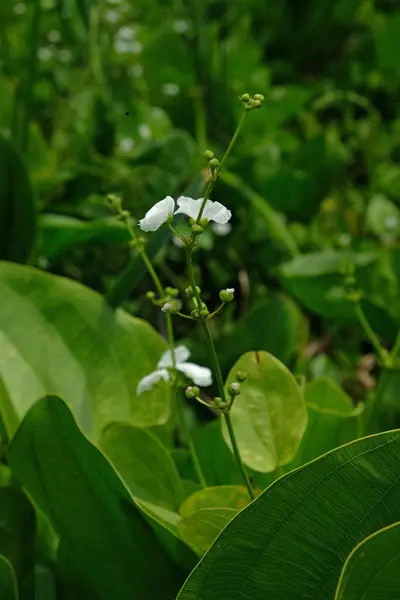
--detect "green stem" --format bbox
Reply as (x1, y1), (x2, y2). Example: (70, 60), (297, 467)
(186, 246), (253, 500)
(390, 329), (400, 361)
(166, 313), (207, 488)
(355, 302), (389, 366)
(224, 412), (254, 500)
(195, 109), (248, 223)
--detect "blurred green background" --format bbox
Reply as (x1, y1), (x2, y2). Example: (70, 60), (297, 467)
(1, 0), (400, 406)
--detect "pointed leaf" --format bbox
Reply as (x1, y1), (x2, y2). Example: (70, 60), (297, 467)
(7, 395), (184, 599)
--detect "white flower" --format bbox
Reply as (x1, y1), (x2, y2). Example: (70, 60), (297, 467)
(138, 196), (175, 232)
(136, 345), (212, 395)
(211, 222), (232, 236)
(174, 196), (232, 224)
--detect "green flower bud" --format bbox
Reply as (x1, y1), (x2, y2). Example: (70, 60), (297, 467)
(165, 286), (179, 298)
(236, 370), (247, 383)
(253, 99), (262, 108)
(185, 386), (200, 399)
(209, 157), (219, 169)
(186, 285), (201, 297)
(161, 301), (179, 314)
(145, 291), (155, 300)
(191, 224), (204, 235)
(203, 149), (214, 159)
(213, 397), (225, 409)
(199, 218), (209, 227)
(199, 308), (209, 318)
(240, 93), (250, 102)
(191, 308), (200, 318)
(219, 288), (235, 303)
(228, 382), (241, 396)
(253, 93), (265, 102)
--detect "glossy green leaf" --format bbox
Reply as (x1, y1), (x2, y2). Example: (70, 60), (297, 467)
(180, 486), (250, 518)
(177, 430), (400, 600)
(0, 555), (18, 600)
(7, 395), (184, 599)
(0, 261), (169, 439)
(221, 351), (307, 472)
(179, 508), (237, 557)
(335, 521), (400, 600)
(101, 422), (185, 511)
(286, 378), (361, 470)
(0, 488), (35, 600)
(0, 137), (36, 263)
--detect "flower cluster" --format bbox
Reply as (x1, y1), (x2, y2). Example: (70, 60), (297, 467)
(138, 195), (232, 232)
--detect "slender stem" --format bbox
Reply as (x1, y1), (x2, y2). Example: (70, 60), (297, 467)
(390, 329), (400, 361)
(195, 109), (248, 223)
(355, 302), (389, 366)
(20, 0), (41, 153)
(224, 412), (254, 500)
(176, 311), (196, 321)
(165, 313), (207, 488)
(186, 247), (203, 309)
(208, 303), (224, 319)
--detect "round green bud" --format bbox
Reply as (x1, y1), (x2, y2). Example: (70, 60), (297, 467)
(145, 291), (155, 300)
(185, 285), (201, 297)
(213, 397), (225, 409)
(191, 308), (200, 318)
(161, 301), (179, 314)
(236, 370), (247, 383)
(219, 288), (235, 303)
(185, 386), (200, 399)
(165, 286), (179, 298)
(191, 224), (204, 235)
(203, 149), (214, 159)
(240, 93), (250, 102)
(199, 218), (209, 227)
(253, 93), (265, 102)
(254, 99), (262, 108)
(209, 157), (219, 169)
(228, 382), (241, 396)
(199, 308), (209, 318)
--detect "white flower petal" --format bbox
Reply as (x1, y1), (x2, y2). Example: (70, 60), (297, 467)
(138, 196), (175, 232)
(202, 200), (232, 224)
(211, 222), (232, 236)
(136, 369), (170, 395)
(177, 362), (213, 387)
(158, 345), (190, 368)
(174, 196), (203, 220)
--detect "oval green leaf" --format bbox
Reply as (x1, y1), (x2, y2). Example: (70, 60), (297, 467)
(0, 261), (170, 439)
(7, 395), (184, 599)
(221, 351), (307, 472)
(179, 508), (237, 557)
(177, 429), (400, 600)
(335, 521), (400, 600)
(0, 555), (18, 600)
(180, 486), (250, 519)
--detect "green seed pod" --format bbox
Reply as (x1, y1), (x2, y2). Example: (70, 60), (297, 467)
(203, 149), (214, 159)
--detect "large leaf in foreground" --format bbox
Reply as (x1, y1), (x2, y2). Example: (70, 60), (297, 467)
(0, 261), (169, 439)
(335, 521), (400, 600)
(7, 396), (184, 600)
(177, 430), (400, 600)
(221, 351), (307, 472)
(0, 555), (18, 600)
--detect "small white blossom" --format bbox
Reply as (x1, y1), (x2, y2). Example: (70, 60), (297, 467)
(174, 196), (231, 224)
(138, 196), (175, 232)
(136, 345), (212, 395)
(226, 288), (234, 294)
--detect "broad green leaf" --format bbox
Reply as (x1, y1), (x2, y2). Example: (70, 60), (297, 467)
(221, 351), (307, 472)
(0, 555), (18, 600)
(7, 395), (184, 599)
(101, 423), (185, 511)
(366, 194), (400, 238)
(180, 486), (250, 519)
(194, 421), (245, 486)
(179, 508), (237, 557)
(286, 378), (361, 470)
(0, 138), (36, 263)
(0, 488), (35, 600)
(177, 430), (400, 600)
(38, 214), (130, 259)
(0, 261), (169, 439)
(335, 521), (400, 600)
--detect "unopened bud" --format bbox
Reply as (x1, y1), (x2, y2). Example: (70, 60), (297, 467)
(253, 99), (262, 108)
(199, 308), (209, 318)
(199, 218), (209, 227)
(161, 301), (179, 314)
(191, 308), (200, 318)
(165, 286), (179, 298)
(219, 288), (235, 303)
(209, 157), (219, 169)
(203, 149), (214, 159)
(191, 224), (204, 235)
(145, 291), (156, 300)
(236, 370), (247, 383)
(186, 285), (201, 297)
(228, 382), (241, 396)
(253, 93), (265, 102)
(185, 386), (200, 399)
(240, 93), (250, 102)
